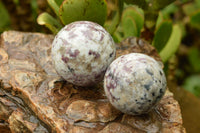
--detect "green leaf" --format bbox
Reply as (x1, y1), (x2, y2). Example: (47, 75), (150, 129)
(144, 10), (158, 29)
(196, 0), (200, 7)
(183, 75), (200, 97)
(159, 24), (182, 63)
(182, 3), (200, 16)
(160, 3), (178, 19)
(105, 0), (123, 35)
(153, 21), (172, 52)
(59, 0), (107, 26)
(122, 6), (144, 36)
(113, 31), (123, 43)
(122, 16), (138, 37)
(190, 10), (200, 30)
(155, 12), (164, 29)
(47, 0), (60, 16)
(123, 0), (147, 9)
(151, 0), (175, 10)
(37, 12), (62, 34)
(31, 0), (38, 20)
(0, 2), (11, 32)
(188, 47), (200, 72)
(55, 0), (63, 6)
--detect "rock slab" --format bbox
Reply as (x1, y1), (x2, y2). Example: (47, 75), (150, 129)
(0, 31), (186, 133)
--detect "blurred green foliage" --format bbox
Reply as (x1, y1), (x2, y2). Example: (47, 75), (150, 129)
(179, 0), (200, 97)
(31, 0), (38, 20)
(0, 1), (11, 33)
(182, 0), (200, 30)
(188, 47), (200, 72)
(190, 11), (200, 30)
(183, 75), (200, 97)
(181, 46), (200, 97)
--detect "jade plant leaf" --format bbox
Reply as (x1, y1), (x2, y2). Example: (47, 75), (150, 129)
(122, 16), (138, 37)
(152, 21), (172, 52)
(59, 0), (107, 26)
(47, 0), (60, 16)
(113, 31), (123, 43)
(159, 24), (182, 63)
(37, 12), (63, 34)
(122, 6), (144, 36)
(160, 3), (178, 19)
(156, 4), (178, 28)
(155, 12), (164, 29)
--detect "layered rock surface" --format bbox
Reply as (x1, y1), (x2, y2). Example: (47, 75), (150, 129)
(0, 31), (186, 132)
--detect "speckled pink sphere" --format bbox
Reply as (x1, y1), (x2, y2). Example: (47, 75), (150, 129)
(51, 21), (116, 86)
(104, 53), (167, 115)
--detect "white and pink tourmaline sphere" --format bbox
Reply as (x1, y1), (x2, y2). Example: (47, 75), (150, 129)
(104, 53), (167, 115)
(51, 21), (116, 86)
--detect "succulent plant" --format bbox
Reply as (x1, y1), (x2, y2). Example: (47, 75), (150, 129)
(37, 0), (182, 63)
(59, 0), (107, 26)
(37, 0), (107, 34)
(104, 53), (167, 115)
(51, 21), (116, 86)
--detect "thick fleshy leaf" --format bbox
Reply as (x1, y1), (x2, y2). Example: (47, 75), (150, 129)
(153, 21), (172, 52)
(113, 31), (123, 43)
(122, 16), (138, 37)
(155, 12), (164, 29)
(37, 12), (62, 34)
(160, 3), (178, 19)
(156, 3), (178, 29)
(47, 0), (60, 16)
(159, 24), (182, 62)
(122, 6), (144, 36)
(59, 0), (107, 26)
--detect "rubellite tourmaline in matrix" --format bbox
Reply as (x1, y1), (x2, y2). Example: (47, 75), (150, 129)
(104, 53), (167, 115)
(51, 21), (116, 86)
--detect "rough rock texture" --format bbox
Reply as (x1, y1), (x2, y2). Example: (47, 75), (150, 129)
(0, 31), (186, 132)
(0, 89), (48, 133)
